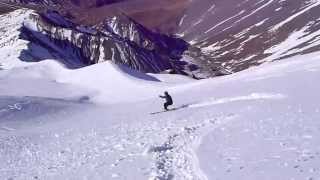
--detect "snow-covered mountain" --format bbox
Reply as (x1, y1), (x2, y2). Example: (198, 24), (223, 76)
(5, 0), (320, 76)
(0, 9), (194, 75)
(178, 0), (320, 73)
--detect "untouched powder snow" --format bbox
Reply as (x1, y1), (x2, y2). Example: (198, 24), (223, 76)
(1, 51), (320, 179)
(194, 53), (320, 180)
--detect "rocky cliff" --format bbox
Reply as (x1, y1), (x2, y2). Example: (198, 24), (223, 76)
(19, 10), (191, 74)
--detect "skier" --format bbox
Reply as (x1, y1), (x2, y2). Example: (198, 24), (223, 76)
(159, 91), (173, 111)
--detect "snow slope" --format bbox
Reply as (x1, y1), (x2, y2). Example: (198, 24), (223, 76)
(1, 49), (320, 180)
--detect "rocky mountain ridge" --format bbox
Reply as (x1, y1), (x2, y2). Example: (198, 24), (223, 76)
(0, 9), (196, 76)
(2, 0), (320, 77)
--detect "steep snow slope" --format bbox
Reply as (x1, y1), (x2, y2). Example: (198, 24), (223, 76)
(195, 53), (320, 180)
(1, 49), (320, 180)
(0, 59), (186, 104)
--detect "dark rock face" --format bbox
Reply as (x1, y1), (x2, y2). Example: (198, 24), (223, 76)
(97, 15), (188, 61)
(0, 7), (13, 14)
(21, 10), (189, 74)
(5, 0), (59, 7)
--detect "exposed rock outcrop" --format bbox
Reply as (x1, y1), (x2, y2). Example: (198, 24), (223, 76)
(21, 10), (190, 74)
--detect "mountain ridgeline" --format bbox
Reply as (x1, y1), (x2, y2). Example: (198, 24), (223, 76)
(2, 0), (320, 77)
(21, 10), (192, 74)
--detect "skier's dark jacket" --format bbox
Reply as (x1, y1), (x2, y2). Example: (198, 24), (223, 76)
(161, 93), (173, 104)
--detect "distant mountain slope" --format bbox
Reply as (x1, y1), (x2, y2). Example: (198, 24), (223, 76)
(178, 0), (320, 72)
(2, 0), (189, 34)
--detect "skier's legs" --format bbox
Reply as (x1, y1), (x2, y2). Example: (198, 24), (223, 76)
(164, 102), (169, 110)
(164, 101), (173, 110)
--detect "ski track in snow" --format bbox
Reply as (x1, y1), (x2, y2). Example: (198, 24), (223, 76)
(0, 103), (235, 180)
(1, 52), (320, 179)
(147, 114), (236, 180)
(189, 93), (286, 108)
